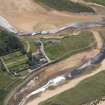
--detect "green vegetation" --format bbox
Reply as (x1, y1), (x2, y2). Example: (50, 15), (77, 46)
(22, 36), (37, 53)
(85, 0), (105, 6)
(0, 31), (25, 56)
(0, 70), (22, 105)
(99, 31), (105, 42)
(0, 51), (28, 105)
(36, 0), (95, 13)
(2, 51), (29, 73)
(40, 71), (105, 105)
(43, 32), (96, 60)
(0, 32), (29, 105)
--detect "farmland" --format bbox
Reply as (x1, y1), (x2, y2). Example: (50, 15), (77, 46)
(2, 51), (29, 74)
(40, 70), (105, 105)
(36, 0), (95, 13)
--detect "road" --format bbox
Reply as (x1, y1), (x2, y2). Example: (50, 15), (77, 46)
(26, 60), (105, 105)
(92, 31), (103, 50)
(39, 40), (51, 63)
(98, 102), (105, 105)
(5, 19), (102, 105)
(0, 15), (105, 37)
(2, 1), (105, 105)
(23, 30), (103, 105)
(17, 20), (105, 36)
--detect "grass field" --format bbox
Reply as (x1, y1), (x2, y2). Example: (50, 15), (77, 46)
(0, 70), (22, 105)
(36, 0), (95, 13)
(85, 0), (105, 6)
(40, 70), (105, 105)
(43, 31), (96, 60)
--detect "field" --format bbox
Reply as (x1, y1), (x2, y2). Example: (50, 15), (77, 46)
(2, 51), (29, 74)
(42, 32), (96, 60)
(0, 51), (29, 105)
(40, 70), (105, 105)
(36, 0), (95, 13)
(85, 0), (105, 6)
(0, 70), (22, 105)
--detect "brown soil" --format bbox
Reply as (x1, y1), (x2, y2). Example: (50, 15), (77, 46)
(0, 0), (100, 32)
(26, 59), (105, 105)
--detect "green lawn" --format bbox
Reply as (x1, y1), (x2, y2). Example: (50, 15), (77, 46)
(36, 0), (95, 13)
(85, 0), (105, 6)
(40, 71), (105, 105)
(43, 31), (96, 60)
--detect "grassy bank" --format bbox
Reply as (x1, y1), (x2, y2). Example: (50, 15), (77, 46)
(40, 70), (105, 105)
(36, 0), (95, 13)
(85, 0), (105, 6)
(43, 31), (96, 60)
(0, 70), (22, 105)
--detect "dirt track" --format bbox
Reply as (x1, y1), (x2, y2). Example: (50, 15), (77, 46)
(1, 0), (105, 105)
(98, 102), (105, 105)
(24, 30), (102, 105)
(92, 31), (103, 49)
(40, 29), (102, 77)
(26, 60), (105, 105)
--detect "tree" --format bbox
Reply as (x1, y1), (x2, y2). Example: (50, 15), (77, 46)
(0, 31), (25, 56)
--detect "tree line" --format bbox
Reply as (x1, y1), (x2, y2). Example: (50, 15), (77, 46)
(0, 31), (25, 56)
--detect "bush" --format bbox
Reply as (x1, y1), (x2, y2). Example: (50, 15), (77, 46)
(0, 32), (25, 56)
